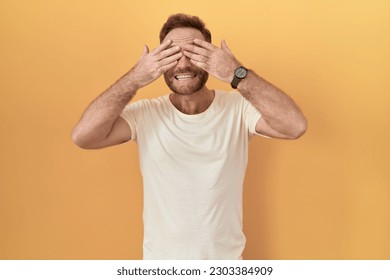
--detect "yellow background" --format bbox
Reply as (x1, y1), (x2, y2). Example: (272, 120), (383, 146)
(1, 0), (389, 259)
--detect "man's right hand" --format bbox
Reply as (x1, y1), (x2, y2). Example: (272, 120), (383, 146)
(72, 40), (182, 149)
(130, 40), (182, 89)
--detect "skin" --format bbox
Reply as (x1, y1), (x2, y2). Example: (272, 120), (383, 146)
(72, 27), (307, 149)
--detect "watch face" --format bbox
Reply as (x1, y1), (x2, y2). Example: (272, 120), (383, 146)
(235, 67), (247, 78)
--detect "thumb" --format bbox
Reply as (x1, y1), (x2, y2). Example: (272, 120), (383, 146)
(141, 45), (149, 57)
(221, 40), (232, 54)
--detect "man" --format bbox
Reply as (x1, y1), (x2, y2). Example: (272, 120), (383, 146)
(72, 14), (307, 259)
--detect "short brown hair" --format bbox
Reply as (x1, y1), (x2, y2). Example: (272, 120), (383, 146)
(159, 13), (212, 43)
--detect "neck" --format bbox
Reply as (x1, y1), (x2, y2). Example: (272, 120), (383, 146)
(169, 87), (215, 115)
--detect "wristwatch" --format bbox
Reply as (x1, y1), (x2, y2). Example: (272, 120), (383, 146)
(231, 66), (248, 89)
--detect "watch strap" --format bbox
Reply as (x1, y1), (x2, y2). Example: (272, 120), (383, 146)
(231, 76), (241, 89)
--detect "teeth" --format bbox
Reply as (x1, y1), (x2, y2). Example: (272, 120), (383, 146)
(175, 74), (195, 80)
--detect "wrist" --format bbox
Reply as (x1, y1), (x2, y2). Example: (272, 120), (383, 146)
(123, 70), (142, 92)
(110, 72), (139, 98)
(231, 66), (248, 89)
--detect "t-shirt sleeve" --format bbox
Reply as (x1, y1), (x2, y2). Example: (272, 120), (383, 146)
(242, 97), (261, 137)
(239, 92), (272, 139)
(119, 100), (146, 141)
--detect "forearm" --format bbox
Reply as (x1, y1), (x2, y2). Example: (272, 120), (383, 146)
(182, 39), (307, 138)
(72, 71), (138, 147)
(237, 70), (307, 138)
(72, 40), (182, 148)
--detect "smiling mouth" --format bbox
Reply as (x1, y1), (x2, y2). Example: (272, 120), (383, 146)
(174, 74), (196, 80)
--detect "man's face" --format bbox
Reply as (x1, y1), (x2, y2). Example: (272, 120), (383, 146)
(163, 27), (209, 95)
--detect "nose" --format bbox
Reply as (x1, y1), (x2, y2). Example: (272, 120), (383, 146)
(176, 52), (192, 69)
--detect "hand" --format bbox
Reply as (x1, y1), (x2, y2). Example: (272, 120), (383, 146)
(129, 40), (183, 89)
(183, 39), (241, 83)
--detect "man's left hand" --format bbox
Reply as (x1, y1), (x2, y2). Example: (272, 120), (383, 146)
(183, 39), (241, 84)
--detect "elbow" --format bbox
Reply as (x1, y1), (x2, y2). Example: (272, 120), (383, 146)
(289, 117), (308, 139)
(71, 128), (93, 149)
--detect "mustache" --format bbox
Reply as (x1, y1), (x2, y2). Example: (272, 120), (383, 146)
(166, 66), (204, 77)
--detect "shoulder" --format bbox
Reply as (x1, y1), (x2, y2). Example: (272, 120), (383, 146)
(215, 89), (245, 99)
(123, 94), (170, 111)
(214, 89), (247, 107)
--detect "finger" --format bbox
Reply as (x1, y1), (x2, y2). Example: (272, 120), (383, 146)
(183, 44), (210, 57)
(156, 45), (181, 61)
(150, 39), (172, 55)
(193, 38), (215, 50)
(142, 45), (149, 57)
(183, 51), (206, 63)
(157, 60), (179, 74)
(189, 59), (208, 72)
(158, 51), (183, 66)
(221, 40), (232, 54)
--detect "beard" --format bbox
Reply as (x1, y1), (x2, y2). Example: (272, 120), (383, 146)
(164, 66), (209, 95)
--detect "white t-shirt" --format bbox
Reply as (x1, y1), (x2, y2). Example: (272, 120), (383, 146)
(120, 90), (262, 259)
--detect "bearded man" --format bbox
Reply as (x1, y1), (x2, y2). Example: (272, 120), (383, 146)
(72, 13), (307, 259)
